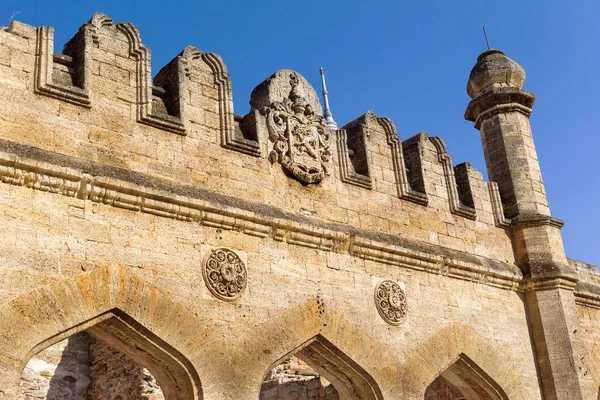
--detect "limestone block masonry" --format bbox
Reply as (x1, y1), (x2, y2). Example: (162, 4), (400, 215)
(0, 12), (599, 400)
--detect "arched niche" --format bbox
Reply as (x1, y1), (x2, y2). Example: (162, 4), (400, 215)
(424, 353), (508, 400)
(0, 265), (203, 399)
(260, 334), (383, 400)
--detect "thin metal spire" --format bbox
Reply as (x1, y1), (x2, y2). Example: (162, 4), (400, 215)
(482, 26), (491, 50)
(319, 67), (338, 130)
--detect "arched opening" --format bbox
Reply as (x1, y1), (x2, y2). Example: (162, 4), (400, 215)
(259, 335), (383, 400)
(19, 332), (165, 399)
(261, 355), (338, 400)
(17, 309), (202, 400)
(424, 354), (508, 400)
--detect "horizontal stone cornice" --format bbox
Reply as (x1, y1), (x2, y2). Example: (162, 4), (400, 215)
(574, 281), (600, 309)
(0, 139), (524, 291)
(465, 87), (536, 128)
(511, 214), (565, 229)
(524, 276), (578, 292)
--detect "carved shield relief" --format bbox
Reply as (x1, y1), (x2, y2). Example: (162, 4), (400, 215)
(266, 74), (331, 184)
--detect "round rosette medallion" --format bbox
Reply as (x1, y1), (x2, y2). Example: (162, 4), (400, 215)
(374, 280), (407, 325)
(202, 247), (247, 302)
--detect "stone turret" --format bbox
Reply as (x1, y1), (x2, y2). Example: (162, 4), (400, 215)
(465, 49), (573, 278)
(465, 49), (540, 219)
(466, 49), (594, 400)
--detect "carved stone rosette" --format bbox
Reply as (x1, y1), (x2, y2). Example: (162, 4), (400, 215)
(202, 247), (247, 302)
(374, 280), (407, 325)
(266, 73), (332, 184)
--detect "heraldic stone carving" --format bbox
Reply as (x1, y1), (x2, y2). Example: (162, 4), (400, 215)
(374, 280), (407, 325)
(202, 247), (247, 302)
(266, 73), (332, 183)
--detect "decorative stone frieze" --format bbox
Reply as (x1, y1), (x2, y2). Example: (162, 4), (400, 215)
(202, 247), (247, 301)
(374, 280), (407, 325)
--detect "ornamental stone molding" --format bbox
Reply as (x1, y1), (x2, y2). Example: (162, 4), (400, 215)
(202, 247), (247, 302)
(374, 280), (407, 326)
(0, 143), (525, 291)
(264, 71), (332, 184)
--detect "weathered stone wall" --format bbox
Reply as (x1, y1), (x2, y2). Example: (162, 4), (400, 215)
(0, 12), (598, 400)
(261, 378), (337, 400)
(88, 336), (164, 400)
(18, 333), (165, 400)
(0, 176), (541, 398)
(18, 334), (91, 400)
(576, 304), (600, 399)
(572, 258), (600, 398)
(260, 357), (338, 400)
(425, 377), (466, 400)
(0, 14), (514, 275)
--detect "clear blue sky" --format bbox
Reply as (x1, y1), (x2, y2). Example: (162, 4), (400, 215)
(1, 0), (598, 267)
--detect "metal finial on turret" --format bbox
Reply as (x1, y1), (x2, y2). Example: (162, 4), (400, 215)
(482, 26), (491, 50)
(319, 67), (338, 130)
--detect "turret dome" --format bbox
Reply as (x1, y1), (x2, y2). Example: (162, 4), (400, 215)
(467, 49), (526, 99)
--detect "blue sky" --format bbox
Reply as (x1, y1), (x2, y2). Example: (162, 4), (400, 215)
(1, 1), (598, 267)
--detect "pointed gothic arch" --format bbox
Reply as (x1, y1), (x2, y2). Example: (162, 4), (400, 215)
(424, 353), (507, 400)
(262, 334), (384, 400)
(0, 265), (203, 399)
(226, 297), (398, 399)
(401, 323), (526, 400)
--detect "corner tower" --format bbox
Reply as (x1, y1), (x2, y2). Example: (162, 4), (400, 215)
(465, 49), (542, 219)
(465, 49), (594, 400)
(465, 49), (570, 277)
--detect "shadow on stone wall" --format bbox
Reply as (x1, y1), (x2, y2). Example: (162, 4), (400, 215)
(19, 333), (91, 399)
(46, 332), (91, 400)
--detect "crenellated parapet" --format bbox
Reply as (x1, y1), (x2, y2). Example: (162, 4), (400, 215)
(0, 13), (519, 273)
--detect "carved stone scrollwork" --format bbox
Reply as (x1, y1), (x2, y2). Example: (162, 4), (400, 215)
(374, 280), (407, 325)
(266, 73), (332, 184)
(202, 247), (247, 302)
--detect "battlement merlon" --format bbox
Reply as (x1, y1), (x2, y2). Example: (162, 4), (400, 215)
(0, 13), (574, 280)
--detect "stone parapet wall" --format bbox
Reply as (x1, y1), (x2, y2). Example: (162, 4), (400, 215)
(0, 13), (515, 269)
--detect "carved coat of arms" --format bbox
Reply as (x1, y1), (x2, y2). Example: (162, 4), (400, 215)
(266, 75), (331, 184)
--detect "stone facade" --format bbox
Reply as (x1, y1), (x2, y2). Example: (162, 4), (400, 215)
(0, 12), (598, 400)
